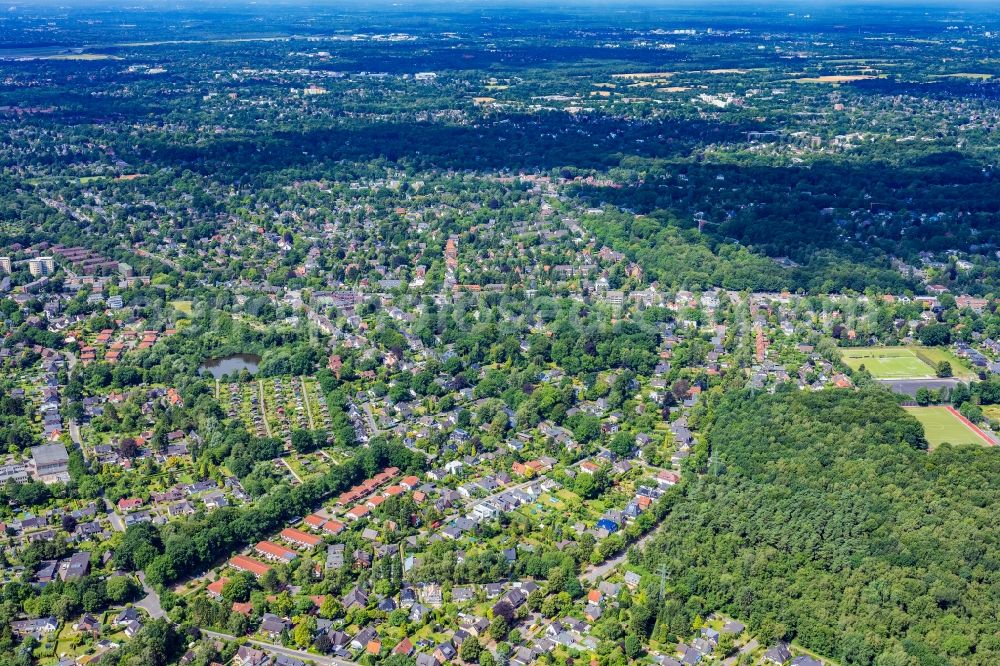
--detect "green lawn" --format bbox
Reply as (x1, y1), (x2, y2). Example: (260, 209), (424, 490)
(169, 299), (193, 315)
(841, 347), (935, 379)
(909, 346), (977, 380)
(904, 406), (985, 449)
(840, 346), (976, 380)
(983, 405), (1000, 422)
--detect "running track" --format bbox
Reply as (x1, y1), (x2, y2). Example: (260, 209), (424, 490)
(946, 406), (998, 446)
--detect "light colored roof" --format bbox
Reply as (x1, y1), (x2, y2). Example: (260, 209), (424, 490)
(31, 443), (68, 465)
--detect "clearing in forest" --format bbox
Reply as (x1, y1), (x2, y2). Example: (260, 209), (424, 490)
(904, 406), (994, 449)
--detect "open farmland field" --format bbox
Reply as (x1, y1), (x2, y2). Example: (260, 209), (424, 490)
(929, 73), (993, 80)
(794, 75), (879, 83)
(904, 406), (994, 449)
(610, 71), (676, 79)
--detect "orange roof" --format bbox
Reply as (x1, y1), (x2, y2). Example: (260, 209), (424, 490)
(393, 638), (414, 656)
(207, 578), (226, 596)
(255, 540), (297, 561)
(587, 589), (602, 603)
(346, 505), (370, 520)
(323, 520), (344, 534)
(383, 485), (404, 497)
(337, 489), (362, 505)
(280, 527), (322, 547)
(657, 470), (680, 483)
(366, 495), (386, 508)
(231, 601), (253, 615)
(366, 640), (382, 655)
(229, 555), (271, 577)
(304, 514), (326, 528)
(400, 475), (420, 488)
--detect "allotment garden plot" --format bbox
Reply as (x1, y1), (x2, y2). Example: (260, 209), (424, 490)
(222, 375), (333, 444)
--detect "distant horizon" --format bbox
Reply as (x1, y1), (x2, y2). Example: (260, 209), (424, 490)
(5, 0), (1000, 7)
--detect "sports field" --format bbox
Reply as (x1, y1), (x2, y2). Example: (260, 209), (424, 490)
(904, 406), (993, 449)
(840, 346), (975, 380)
(841, 347), (934, 379)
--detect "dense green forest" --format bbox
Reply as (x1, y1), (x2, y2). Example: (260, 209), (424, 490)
(640, 389), (1000, 666)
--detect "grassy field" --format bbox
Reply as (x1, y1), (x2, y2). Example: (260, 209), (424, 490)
(841, 347), (935, 379)
(794, 75), (879, 84)
(929, 73), (993, 80)
(909, 346), (977, 380)
(904, 406), (987, 449)
(840, 346), (975, 380)
(611, 71), (677, 79)
(169, 299), (193, 315)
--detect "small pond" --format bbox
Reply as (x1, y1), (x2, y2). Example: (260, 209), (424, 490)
(199, 353), (261, 379)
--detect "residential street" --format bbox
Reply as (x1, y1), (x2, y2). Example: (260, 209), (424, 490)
(135, 572), (165, 619)
(201, 629), (358, 666)
(582, 525), (660, 583)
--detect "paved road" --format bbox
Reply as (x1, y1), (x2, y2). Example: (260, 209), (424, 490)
(202, 629), (359, 666)
(68, 419), (83, 446)
(65, 350), (78, 373)
(108, 511), (125, 533)
(135, 572), (165, 619)
(65, 350), (84, 449)
(361, 402), (380, 436)
(581, 525), (660, 583)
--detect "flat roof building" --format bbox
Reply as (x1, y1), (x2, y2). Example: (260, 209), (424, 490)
(31, 443), (69, 483)
(28, 256), (55, 277)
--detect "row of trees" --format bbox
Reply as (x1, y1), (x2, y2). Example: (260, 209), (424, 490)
(115, 439), (424, 590)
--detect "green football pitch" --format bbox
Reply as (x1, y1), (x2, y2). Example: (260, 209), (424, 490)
(904, 406), (989, 449)
(840, 347), (935, 379)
